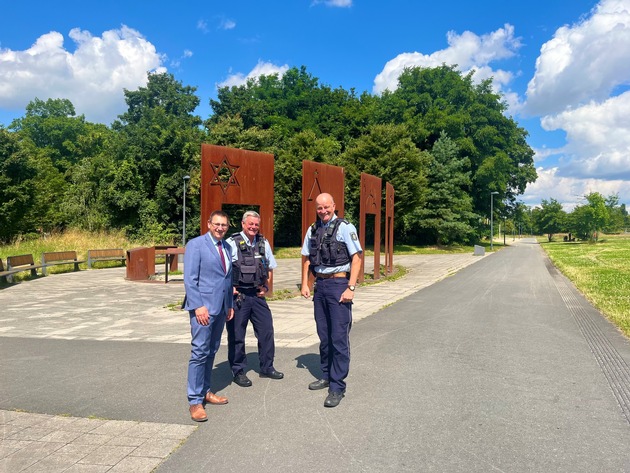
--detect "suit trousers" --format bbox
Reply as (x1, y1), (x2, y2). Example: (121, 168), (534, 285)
(227, 291), (276, 375)
(312, 277), (352, 393)
(187, 310), (227, 405)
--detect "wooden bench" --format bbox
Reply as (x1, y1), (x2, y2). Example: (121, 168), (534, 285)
(3, 254), (45, 283)
(155, 245), (179, 272)
(41, 251), (86, 275)
(87, 249), (126, 269)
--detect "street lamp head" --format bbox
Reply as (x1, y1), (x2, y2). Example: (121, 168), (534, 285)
(183, 175), (190, 181)
(491, 191), (499, 195)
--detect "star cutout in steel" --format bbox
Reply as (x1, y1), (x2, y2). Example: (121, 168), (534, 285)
(210, 155), (240, 193)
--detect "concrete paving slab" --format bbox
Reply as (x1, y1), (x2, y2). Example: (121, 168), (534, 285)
(2, 240), (629, 471)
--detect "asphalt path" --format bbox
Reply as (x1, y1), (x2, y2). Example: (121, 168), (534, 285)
(2, 239), (630, 472)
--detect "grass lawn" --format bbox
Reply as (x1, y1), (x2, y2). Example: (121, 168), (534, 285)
(539, 234), (630, 338)
(0, 229), (149, 282)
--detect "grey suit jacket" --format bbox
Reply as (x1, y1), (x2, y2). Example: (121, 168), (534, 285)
(183, 233), (233, 315)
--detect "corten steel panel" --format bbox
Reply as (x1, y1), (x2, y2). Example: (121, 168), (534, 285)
(301, 161), (345, 239)
(384, 182), (395, 275)
(301, 161), (345, 292)
(126, 247), (156, 281)
(359, 173), (382, 283)
(200, 144), (275, 291)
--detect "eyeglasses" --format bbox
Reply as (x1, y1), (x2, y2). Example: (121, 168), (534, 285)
(210, 222), (228, 228)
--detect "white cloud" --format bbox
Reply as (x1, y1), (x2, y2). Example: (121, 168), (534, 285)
(0, 26), (165, 125)
(541, 91), (630, 180)
(520, 0), (630, 207)
(170, 49), (194, 68)
(217, 60), (290, 88)
(197, 19), (209, 34)
(522, 166), (630, 210)
(373, 24), (521, 105)
(525, 0), (630, 116)
(220, 19), (236, 30)
(532, 145), (564, 164)
(312, 0), (352, 7)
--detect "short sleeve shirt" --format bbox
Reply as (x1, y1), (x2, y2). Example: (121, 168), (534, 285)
(226, 231), (277, 270)
(301, 215), (362, 274)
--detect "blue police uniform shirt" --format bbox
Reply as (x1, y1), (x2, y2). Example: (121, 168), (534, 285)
(301, 215), (363, 274)
(226, 231), (278, 270)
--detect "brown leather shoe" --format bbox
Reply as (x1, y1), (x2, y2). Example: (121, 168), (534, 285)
(189, 404), (207, 422)
(205, 392), (228, 405)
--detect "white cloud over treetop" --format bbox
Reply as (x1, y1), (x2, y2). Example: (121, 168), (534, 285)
(0, 26), (165, 125)
(525, 0), (630, 116)
(522, 166), (630, 210)
(541, 91), (630, 180)
(217, 61), (290, 88)
(372, 24), (521, 99)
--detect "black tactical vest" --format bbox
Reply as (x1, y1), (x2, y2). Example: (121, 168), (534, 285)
(231, 233), (269, 288)
(308, 218), (351, 270)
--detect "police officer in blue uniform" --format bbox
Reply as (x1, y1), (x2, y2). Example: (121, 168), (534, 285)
(225, 210), (284, 387)
(301, 193), (362, 408)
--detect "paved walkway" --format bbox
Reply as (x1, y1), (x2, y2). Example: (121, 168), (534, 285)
(0, 253), (482, 348)
(4, 241), (629, 471)
(0, 251), (485, 472)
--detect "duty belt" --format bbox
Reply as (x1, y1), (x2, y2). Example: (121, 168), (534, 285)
(236, 287), (259, 295)
(315, 272), (348, 279)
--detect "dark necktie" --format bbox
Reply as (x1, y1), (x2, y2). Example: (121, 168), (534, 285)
(217, 240), (227, 273)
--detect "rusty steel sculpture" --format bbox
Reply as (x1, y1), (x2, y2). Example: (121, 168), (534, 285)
(301, 161), (345, 238)
(301, 161), (346, 290)
(200, 144), (275, 291)
(359, 173), (382, 283)
(384, 182), (395, 275)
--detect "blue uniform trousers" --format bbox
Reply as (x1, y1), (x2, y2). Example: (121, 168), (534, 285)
(227, 290), (276, 375)
(187, 311), (227, 405)
(313, 277), (352, 393)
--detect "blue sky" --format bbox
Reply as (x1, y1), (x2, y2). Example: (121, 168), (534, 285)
(2, 0), (629, 209)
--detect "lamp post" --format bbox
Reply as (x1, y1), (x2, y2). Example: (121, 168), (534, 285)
(182, 175), (190, 247)
(490, 191), (499, 250)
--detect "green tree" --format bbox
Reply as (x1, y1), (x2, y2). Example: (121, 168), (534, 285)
(340, 124), (426, 240)
(512, 201), (531, 237)
(112, 72), (204, 240)
(0, 128), (37, 241)
(10, 98), (89, 173)
(275, 130), (342, 245)
(376, 65), (537, 216)
(604, 193), (625, 233)
(572, 192), (608, 241)
(405, 131), (477, 244)
(209, 66), (366, 149)
(536, 198), (566, 242)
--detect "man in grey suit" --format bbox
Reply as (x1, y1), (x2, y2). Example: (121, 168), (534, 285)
(183, 210), (234, 422)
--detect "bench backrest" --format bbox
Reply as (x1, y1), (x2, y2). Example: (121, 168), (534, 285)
(7, 254), (36, 268)
(88, 249), (125, 258)
(154, 246), (177, 256)
(42, 251), (78, 263)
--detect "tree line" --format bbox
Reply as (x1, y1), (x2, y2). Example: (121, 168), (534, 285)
(532, 194), (629, 242)
(1, 65), (538, 246)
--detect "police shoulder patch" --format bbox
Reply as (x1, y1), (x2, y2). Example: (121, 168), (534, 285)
(350, 232), (358, 241)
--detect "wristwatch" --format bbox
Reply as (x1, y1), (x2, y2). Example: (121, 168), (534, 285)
(348, 285), (356, 291)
